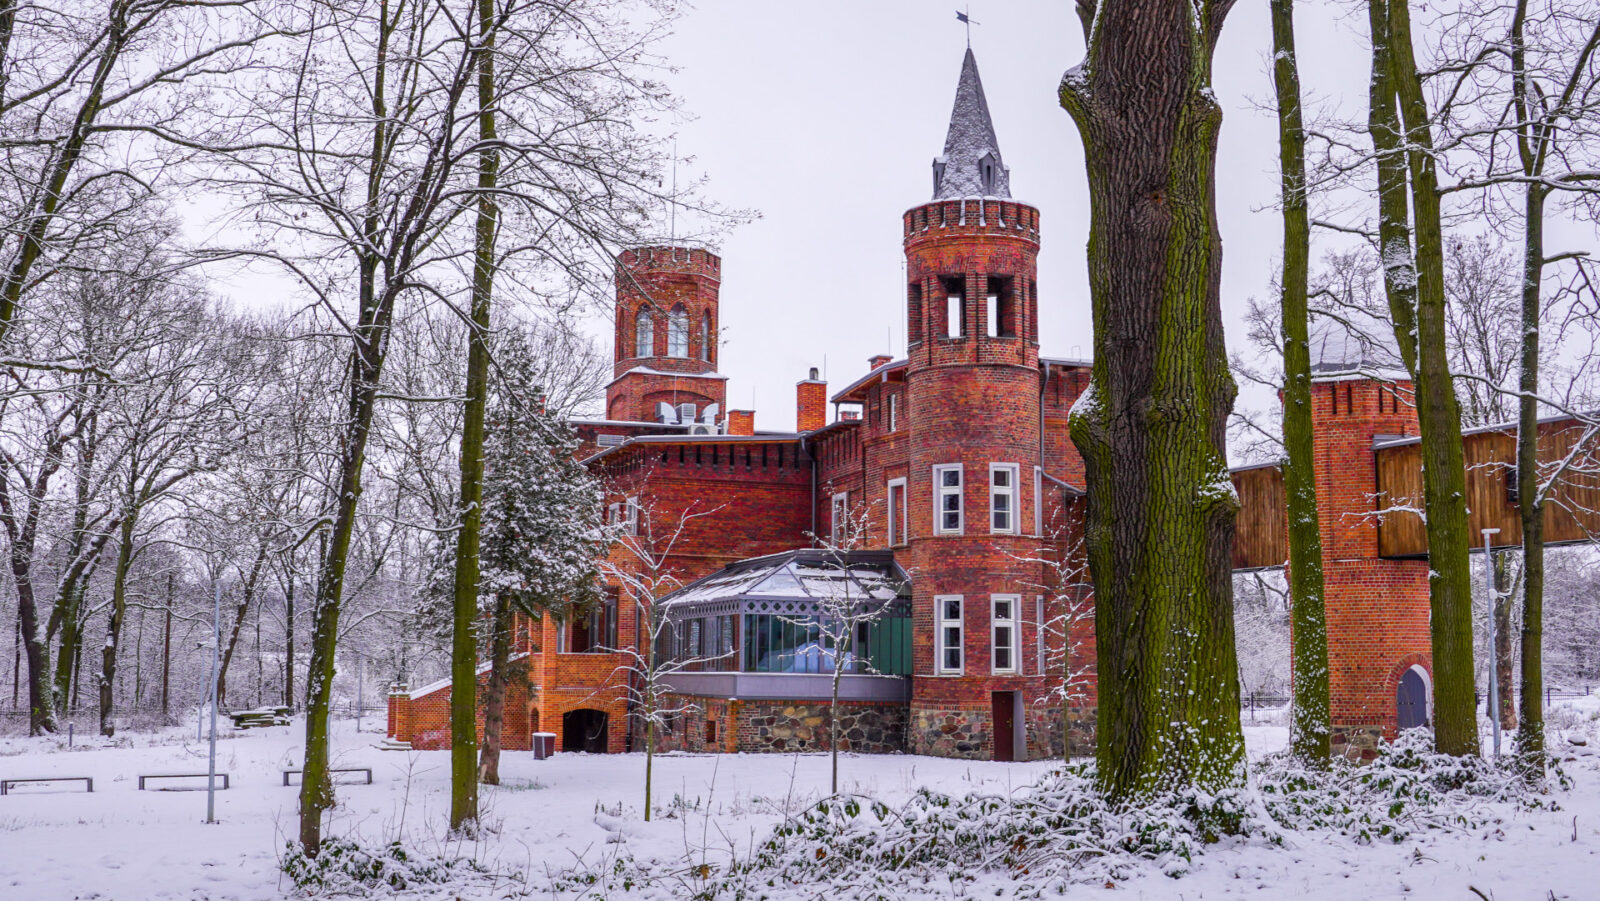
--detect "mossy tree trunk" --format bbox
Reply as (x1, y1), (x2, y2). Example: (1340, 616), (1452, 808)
(1058, 0), (1247, 799)
(98, 512), (137, 736)
(1270, 0), (1331, 765)
(1367, 0), (1480, 757)
(448, 0), (500, 831)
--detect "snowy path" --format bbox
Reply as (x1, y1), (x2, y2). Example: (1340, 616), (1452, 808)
(0, 708), (1596, 899)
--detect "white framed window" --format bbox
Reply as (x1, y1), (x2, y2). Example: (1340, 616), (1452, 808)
(625, 496), (640, 535)
(634, 307), (653, 358)
(830, 491), (850, 543)
(667, 305), (690, 357)
(888, 393), (899, 432)
(933, 464), (963, 534)
(1035, 594), (1046, 676)
(886, 477), (907, 546)
(990, 463), (1018, 534)
(936, 595), (963, 675)
(992, 594), (1019, 674)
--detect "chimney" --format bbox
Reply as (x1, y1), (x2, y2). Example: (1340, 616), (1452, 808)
(796, 367), (827, 432)
(726, 410), (755, 436)
(868, 354), (893, 370)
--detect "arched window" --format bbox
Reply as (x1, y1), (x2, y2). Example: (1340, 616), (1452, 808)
(668, 305), (689, 357)
(700, 312), (714, 362)
(634, 306), (653, 358)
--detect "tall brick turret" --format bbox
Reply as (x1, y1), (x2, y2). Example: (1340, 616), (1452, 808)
(606, 245), (729, 425)
(1306, 323), (1433, 758)
(902, 48), (1054, 760)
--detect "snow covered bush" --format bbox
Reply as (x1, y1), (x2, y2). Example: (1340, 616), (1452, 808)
(280, 838), (487, 894)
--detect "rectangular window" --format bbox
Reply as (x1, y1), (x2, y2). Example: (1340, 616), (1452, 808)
(937, 595), (963, 674)
(888, 393), (898, 432)
(933, 464), (963, 534)
(992, 595), (1019, 674)
(625, 496), (640, 535)
(943, 277), (965, 338)
(831, 491), (850, 543)
(987, 276), (1014, 337)
(990, 463), (1018, 534)
(886, 478), (907, 546)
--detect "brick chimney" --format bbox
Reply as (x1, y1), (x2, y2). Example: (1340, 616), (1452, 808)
(796, 368), (827, 432)
(868, 354), (893, 370)
(726, 410), (755, 436)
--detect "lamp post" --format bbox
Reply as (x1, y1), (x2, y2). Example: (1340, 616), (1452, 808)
(195, 583), (222, 824)
(1482, 528), (1502, 760)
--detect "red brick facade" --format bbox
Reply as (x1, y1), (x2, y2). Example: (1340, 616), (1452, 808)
(388, 47), (1433, 764)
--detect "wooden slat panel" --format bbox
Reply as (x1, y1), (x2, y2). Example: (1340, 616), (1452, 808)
(1231, 466), (1288, 570)
(1376, 419), (1600, 557)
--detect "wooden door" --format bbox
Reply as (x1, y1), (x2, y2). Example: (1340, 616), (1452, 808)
(992, 692), (1016, 762)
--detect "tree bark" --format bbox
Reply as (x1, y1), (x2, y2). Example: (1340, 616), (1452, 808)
(1059, 0), (1246, 798)
(99, 513), (137, 736)
(161, 573), (172, 716)
(1492, 550), (1516, 730)
(1270, 0), (1331, 765)
(217, 546), (268, 710)
(477, 593), (512, 785)
(448, 0), (499, 831)
(1370, 0), (1481, 757)
(282, 560), (295, 710)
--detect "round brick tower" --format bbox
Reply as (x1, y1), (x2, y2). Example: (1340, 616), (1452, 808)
(903, 49), (1053, 761)
(606, 245), (728, 425)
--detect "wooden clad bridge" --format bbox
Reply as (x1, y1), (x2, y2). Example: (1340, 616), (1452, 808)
(1231, 416), (1600, 570)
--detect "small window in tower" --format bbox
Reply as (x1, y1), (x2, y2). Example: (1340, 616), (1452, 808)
(701, 312), (714, 362)
(943, 277), (966, 339)
(992, 594), (1019, 674)
(987, 277), (1015, 338)
(934, 463), (964, 534)
(668, 305), (690, 357)
(635, 306), (654, 358)
(979, 152), (998, 195)
(990, 463), (1018, 534)
(888, 392), (899, 432)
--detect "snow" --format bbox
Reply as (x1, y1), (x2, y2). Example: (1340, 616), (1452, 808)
(0, 701), (1597, 899)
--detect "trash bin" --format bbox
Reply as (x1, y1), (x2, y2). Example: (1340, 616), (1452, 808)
(531, 732), (556, 760)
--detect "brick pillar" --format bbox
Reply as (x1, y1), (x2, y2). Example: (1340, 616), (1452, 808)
(797, 371), (827, 432)
(1310, 376), (1433, 759)
(726, 410), (755, 435)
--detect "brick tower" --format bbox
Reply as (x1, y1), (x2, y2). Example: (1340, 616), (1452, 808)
(1307, 323), (1433, 758)
(902, 49), (1053, 760)
(606, 245), (728, 426)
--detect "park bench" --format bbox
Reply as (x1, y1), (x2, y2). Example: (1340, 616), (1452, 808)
(228, 706), (290, 728)
(282, 767), (373, 787)
(0, 776), (93, 796)
(138, 773), (230, 791)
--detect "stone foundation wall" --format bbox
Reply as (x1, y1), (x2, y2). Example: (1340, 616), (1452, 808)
(734, 700), (907, 753)
(910, 706), (990, 758)
(1332, 723), (1384, 762)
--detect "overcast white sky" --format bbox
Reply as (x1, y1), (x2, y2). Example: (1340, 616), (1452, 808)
(650, 0), (1376, 430)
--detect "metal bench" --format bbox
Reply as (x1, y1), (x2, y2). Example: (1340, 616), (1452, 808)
(0, 776), (93, 796)
(282, 767), (372, 787)
(138, 773), (230, 791)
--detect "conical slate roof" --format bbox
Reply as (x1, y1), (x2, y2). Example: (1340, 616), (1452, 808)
(932, 48), (1011, 200)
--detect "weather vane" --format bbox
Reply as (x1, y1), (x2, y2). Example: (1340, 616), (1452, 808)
(955, 7), (979, 47)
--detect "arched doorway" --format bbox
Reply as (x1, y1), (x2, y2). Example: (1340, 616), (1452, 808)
(562, 709), (609, 753)
(1396, 665), (1430, 730)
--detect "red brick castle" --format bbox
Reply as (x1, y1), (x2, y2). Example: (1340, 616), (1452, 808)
(387, 48), (1436, 762)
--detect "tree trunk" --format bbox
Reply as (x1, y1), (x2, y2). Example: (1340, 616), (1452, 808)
(1271, 0), (1331, 765)
(13, 561), (53, 734)
(161, 574), (172, 716)
(99, 514), (137, 736)
(51, 583), (83, 716)
(1058, 0), (1246, 798)
(217, 546), (268, 711)
(478, 593), (512, 785)
(1492, 550), (1516, 730)
(1371, 0), (1480, 757)
(283, 562), (295, 710)
(448, 0), (499, 830)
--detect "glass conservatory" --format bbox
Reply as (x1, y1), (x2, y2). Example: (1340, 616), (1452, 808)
(653, 549), (913, 702)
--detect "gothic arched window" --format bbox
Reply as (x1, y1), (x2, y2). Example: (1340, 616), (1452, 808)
(635, 306), (654, 358)
(668, 305), (689, 357)
(700, 312), (714, 362)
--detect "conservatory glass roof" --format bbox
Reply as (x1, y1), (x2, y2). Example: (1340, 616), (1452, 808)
(657, 549), (910, 612)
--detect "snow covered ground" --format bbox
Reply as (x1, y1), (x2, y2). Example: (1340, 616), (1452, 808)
(0, 701), (1596, 900)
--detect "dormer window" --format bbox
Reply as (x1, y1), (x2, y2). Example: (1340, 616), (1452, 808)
(979, 152), (998, 196)
(932, 157), (947, 195)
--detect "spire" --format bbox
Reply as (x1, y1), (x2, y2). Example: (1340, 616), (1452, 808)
(931, 48), (1010, 200)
